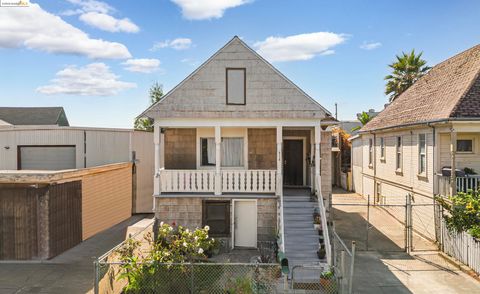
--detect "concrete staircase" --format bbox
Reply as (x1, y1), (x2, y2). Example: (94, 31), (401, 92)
(283, 188), (326, 275)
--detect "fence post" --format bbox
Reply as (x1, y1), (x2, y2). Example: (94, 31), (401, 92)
(405, 193), (413, 254)
(340, 250), (346, 293)
(190, 263), (194, 294)
(348, 241), (356, 294)
(93, 258), (99, 294)
(366, 194), (370, 251)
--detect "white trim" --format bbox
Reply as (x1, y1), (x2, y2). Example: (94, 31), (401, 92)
(232, 199), (258, 249)
(283, 136), (307, 186)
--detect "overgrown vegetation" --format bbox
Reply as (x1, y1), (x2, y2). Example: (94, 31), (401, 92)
(437, 190), (480, 239)
(134, 82), (163, 132)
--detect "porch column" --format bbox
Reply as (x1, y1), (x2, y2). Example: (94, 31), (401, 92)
(215, 126), (222, 195)
(153, 124), (161, 196)
(450, 129), (457, 196)
(314, 125), (321, 193)
(310, 129), (315, 193)
(276, 126), (283, 196)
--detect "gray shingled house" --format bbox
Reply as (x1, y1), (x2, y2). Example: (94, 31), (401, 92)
(351, 44), (480, 240)
(140, 36), (336, 267)
(0, 107), (69, 126)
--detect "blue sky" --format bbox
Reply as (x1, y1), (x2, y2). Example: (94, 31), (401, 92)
(1, 0), (479, 128)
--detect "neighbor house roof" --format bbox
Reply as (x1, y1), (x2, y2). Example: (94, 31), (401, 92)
(141, 36), (333, 120)
(0, 107), (69, 126)
(361, 44), (480, 132)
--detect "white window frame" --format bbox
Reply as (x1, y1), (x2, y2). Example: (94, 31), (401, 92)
(396, 136), (402, 172)
(380, 137), (385, 161)
(418, 134), (427, 175)
(368, 138), (373, 167)
(456, 138), (474, 153)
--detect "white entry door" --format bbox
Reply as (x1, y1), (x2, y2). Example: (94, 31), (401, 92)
(234, 200), (257, 248)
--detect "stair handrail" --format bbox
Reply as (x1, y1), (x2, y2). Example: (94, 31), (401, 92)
(316, 175), (332, 265)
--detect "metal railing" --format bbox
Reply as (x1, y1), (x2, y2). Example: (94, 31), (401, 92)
(332, 231), (356, 294)
(316, 175), (332, 265)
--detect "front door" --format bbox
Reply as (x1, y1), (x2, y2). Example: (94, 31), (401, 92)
(234, 200), (257, 247)
(284, 140), (303, 186)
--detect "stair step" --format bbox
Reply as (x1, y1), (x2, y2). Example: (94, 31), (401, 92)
(283, 197), (312, 202)
(284, 202), (316, 207)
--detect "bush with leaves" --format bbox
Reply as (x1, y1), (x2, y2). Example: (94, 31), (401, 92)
(437, 190), (480, 239)
(117, 223), (221, 293)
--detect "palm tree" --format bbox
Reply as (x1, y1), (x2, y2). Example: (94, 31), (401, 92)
(134, 82), (163, 131)
(385, 50), (430, 102)
(352, 111), (372, 131)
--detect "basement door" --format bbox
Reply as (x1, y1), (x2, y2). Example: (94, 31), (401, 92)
(233, 200), (257, 248)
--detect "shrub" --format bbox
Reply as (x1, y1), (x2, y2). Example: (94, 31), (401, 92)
(437, 190), (480, 239)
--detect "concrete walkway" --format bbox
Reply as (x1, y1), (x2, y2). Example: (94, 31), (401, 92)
(333, 188), (480, 293)
(0, 215), (152, 294)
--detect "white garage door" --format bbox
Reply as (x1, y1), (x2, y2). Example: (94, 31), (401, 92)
(19, 146), (76, 170)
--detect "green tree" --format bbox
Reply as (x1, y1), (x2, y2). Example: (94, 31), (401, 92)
(385, 50), (430, 102)
(134, 82), (163, 131)
(352, 111), (373, 131)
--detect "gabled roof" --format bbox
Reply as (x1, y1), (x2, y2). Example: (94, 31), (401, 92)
(142, 36), (332, 120)
(362, 44), (480, 132)
(0, 107), (69, 126)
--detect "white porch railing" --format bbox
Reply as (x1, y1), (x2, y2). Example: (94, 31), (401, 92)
(316, 175), (332, 266)
(158, 169), (276, 194)
(437, 175), (480, 196)
(222, 170), (276, 193)
(160, 170), (215, 193)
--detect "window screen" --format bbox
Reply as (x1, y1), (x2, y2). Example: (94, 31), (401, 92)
(457, 139), (473, 152)
(226, 68), (246, 105)
(203, 201), (230, 236)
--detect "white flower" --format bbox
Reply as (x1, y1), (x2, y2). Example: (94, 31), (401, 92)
(168, 226), (173, 231)
(160, 221), (164, 226)
(185, 229), (190, 233)
(183, 242), (188, 247)
(194, 236), (198, 241)
(198, 248), (204, 254)
(212, 238), (215, 242)
(204, 225), (210, 231)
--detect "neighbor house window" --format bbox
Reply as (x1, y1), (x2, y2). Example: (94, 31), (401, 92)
(368, 138), (373, 167)
(418, 134), (427, 174)
(203, 201), (230, 236)
(396, 136), (402, 171)
(457, 139), (473, 152)
(226, 68), (246, 105)
(380, 137), (385, 160)
(200, 137), (244, 167)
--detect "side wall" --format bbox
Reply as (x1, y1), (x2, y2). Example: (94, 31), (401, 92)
(321, 131), (332, 200)
(82, 164), (133, 240)
(131, 131), (154, 213)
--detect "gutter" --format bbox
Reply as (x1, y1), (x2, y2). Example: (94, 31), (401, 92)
(359, 117), (480, 134)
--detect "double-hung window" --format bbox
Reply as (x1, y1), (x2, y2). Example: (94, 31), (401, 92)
(203, 201), (230, 236)
(226, 68), (246, 105)
(418, 134), (427, 175)
(396, 136), (402, 171)
(457, 139), (473, 153)
(200, 137), (244, 167)
(368, 138), (373, 167)
(380, 137), (385, 160)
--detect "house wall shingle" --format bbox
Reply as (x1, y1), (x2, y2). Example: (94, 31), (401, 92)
(248, 128), (276, 170)
(164, 128), (196, 169)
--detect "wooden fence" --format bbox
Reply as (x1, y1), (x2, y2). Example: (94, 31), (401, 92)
(441, 219), (480, 276)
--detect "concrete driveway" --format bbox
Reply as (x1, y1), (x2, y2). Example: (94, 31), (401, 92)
(0, 215), (152, 294)
(333, 188), (480, 293)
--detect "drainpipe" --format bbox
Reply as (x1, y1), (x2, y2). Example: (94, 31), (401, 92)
(373, 133), (377, 204)
(450, 127), (457, 196)
(427, 123), (436, 195)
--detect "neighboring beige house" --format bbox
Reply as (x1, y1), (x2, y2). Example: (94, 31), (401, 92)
(351, 44), (480, 239)
(141, 36), (335, 266)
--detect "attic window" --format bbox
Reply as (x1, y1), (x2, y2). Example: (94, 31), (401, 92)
(226, 68), (246, 105)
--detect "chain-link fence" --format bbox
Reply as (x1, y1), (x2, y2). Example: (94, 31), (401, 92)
(291, 264), (337, 293)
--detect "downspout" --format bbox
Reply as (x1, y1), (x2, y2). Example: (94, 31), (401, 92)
(427, 123), (436, 196)
(373, 133), (377, 203)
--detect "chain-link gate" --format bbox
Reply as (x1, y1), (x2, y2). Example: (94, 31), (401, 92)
(332, 193), (439, 253)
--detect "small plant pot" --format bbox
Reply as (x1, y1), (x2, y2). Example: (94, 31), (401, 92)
(320, 277), (333, 289)
(318, 229), (323, 236)
(317, 248), (326, 259)
(314, 224), (322, 230)
(319, 236), (325, 244)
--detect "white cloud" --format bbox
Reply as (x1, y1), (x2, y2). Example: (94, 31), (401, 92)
(122, 59), (161, 73)
(37, 63), (136, 96)
(0, 3), (131, 59)
(254, 32), (347, 62)
(360, 41), (382, 50)
(151, 38), (192, 51)
(63, 0), (113, 15)
(171, 0), (250, 20)
(80, 12), (139, 33)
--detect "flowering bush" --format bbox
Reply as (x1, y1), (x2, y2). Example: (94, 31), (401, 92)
(437, 190), (480, 239)
(118, 223), (221, 292)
